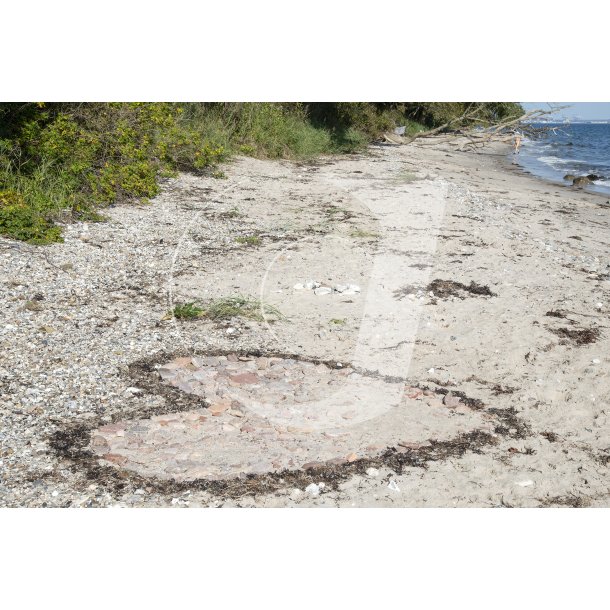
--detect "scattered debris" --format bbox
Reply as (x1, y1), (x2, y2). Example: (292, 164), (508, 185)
(548, 326), (600, 346)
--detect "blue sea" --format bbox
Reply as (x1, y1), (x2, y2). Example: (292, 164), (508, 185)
(515, 122), (610, 196)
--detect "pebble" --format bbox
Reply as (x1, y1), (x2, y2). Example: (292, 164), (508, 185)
(516, 480), (534, 487)
(293, 283), (304, 290)
(314, 286), (332, 296)
(592, 359), (601, 364)
(366, 467), (380, 478)
(387, 479), (400, 493)
(443, 392), (461, 408)
(305, 483), (320, 497)
(125, 387), (144, 395)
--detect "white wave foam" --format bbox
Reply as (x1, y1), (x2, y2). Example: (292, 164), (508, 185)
(537, 155), (570, 168)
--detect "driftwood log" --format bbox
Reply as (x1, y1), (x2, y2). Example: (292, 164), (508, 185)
(381, 104), (571, 149)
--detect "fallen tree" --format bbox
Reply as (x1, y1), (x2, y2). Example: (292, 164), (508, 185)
(383, 104), (570, 149)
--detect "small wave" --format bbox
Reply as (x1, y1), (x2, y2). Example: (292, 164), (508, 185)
(537, 155), (571, 168)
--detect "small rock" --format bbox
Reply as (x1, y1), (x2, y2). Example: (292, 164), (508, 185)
(293, 283), (305, 290)
(290, 488), (302, 500)
(229, 372), (259, 385)
(314, 286), (332, 296)
(443, 392), (461, 408)
(516, 480), (534, 487)
(387, 479), (400, 493)
(305, 483), (320, 497)
(346, 452), (358, 462)
(592, 359), (601, 364)
(125, 386), (144, 395)
(103, 453), (128, 466)
(24, 301), (43, 312)
(209, 400), (231, 415)
(256, 357), (269, 370)
(302, 461), (323, 470)
(366, 467), (380, 478)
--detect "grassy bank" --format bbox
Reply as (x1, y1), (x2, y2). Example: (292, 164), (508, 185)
(0, 102), (522, 244)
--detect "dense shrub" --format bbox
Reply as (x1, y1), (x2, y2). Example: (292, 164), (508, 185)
(0, 102), (226, 243)
(0, 102), (523, 245)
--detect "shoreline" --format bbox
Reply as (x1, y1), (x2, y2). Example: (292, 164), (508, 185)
(1, 137), (609, 507)
(483, 139), (610, 200)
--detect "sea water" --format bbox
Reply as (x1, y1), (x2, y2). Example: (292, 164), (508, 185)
(515, 122), (610, 196)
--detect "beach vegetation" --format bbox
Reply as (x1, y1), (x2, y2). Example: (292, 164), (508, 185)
(0, 102), (523, 245)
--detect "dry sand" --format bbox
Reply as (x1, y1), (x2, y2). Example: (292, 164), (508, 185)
(1, 137), (608, 507)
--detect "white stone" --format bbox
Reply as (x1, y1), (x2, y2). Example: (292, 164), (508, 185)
(293, 283), (304, 290)
(516, 479), (534, 487)
(387, 479), (400, 493)
(305, 483), (320, 497)
(366, 467), (380, 478)
(592, 359), (601, 364)
(314, 286), (332, 296)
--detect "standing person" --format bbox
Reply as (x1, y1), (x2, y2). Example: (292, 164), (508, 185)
(514, 132), (522, 154)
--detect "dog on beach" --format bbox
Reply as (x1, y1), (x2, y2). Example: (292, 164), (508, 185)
(513, 133), (522, 154)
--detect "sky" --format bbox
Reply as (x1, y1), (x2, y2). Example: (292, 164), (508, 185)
(522, 102), (610, 121)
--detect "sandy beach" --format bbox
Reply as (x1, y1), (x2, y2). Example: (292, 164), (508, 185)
(1, 137), (609, 507)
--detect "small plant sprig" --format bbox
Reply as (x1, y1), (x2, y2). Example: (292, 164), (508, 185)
(168, 296), (284, 323)
(235, 235), (262, 246)
(172, 302), (204, 320)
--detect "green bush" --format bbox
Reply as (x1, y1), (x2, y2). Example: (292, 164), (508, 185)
(0, 189), (63, 244)
(0, 102), (227, 243)
(0, 102), (523, 245)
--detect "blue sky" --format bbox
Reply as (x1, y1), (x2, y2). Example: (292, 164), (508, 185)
(522, 102), (610, 120)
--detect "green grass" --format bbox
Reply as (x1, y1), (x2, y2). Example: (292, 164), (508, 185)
(171, 296), (284, 323)
(235, 235), (262, 246)
(172, 302), (204, 319)
(202, 296), (284, 322)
